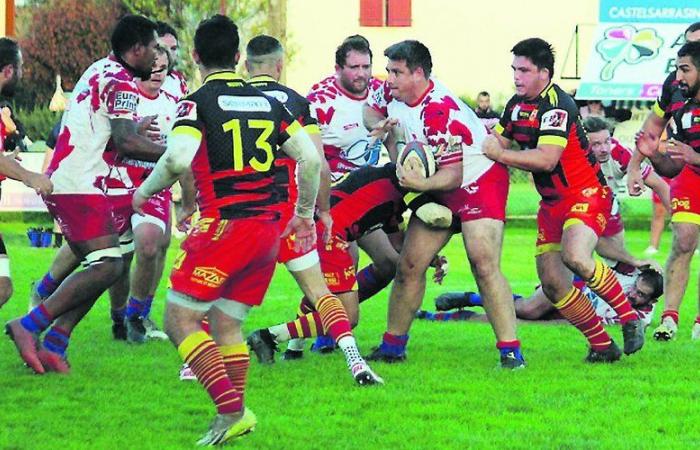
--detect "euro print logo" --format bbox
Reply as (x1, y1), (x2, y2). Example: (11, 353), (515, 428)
(113, 91), (138, 113)
(596, 25), (663, 81)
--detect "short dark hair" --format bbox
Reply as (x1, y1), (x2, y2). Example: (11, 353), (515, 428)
(638, 266), (663, 301)
(156, 21), (178, 40)
(384, 40), (432, 78)
(111, 15), (158, 57)
(686, 22), (700, 35)
(511, 38), (555, 78)
(194, 14), (239, 69)
(246, 35), (283, 59)
(678, 41), (700, 70)
(0, 38), (20, 70)
(582, 116), (612, 134)
(335, 35), (372, 67)
(478, 91), (489, 98)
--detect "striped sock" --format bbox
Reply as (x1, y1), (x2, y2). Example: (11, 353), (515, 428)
(554, 287), (612, 351)
(20, 304), (53, 334)
(379, 332), (408, 356)
(357, 264), (393, 303)
(285, 312), (324, 339)
(220, 343), (250, 404)
(661, 310), (679, 324)
(43, 326), (71, 357)
(316, 294), (353, 343)
(36, 272), (59, 299)
(587, 260), (638, 324)
(126, 296), (146, 319)
(178, 331), (241, 414)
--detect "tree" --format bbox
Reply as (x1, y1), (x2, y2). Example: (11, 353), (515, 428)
(16, 0), (125, 108)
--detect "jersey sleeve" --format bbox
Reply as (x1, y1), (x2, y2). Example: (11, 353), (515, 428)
(493, 97), (516, 140)
(652, 71), (677, 120)
(536, 100), (573, 148)
(298, 99), (320, 135)
(275, 100), (304, 147)
(170, 97), (204, 141)
(367, 80), (391, 117)
(103, 77), (139, 121)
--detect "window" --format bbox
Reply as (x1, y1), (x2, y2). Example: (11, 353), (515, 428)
(359, 0), (411, 27)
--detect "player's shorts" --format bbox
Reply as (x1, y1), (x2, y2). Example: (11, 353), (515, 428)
(435, 162), (509, 223)
(276, 205), (319, 270)
(107, 192), (135, 236)
(44, 193), (118, 243)
(670, 167), (700, 225)
(132, 189), (172, 233)
(170, 216), (280, 305)
(535, 186), (612, 255)
(318, 231), (357, 294)
(601, 197), (624, 238)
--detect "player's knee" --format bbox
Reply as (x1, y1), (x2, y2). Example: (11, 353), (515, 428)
(395, 258), (423, 284)
(88, 256), (124, 285)
(468, 253), (499, 281)
(136, 240), (159, 261)
(560, 251), (589, 278)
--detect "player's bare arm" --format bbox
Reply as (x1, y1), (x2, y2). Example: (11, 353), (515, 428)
(484, 136), (564, 172)
(398, 161), (462, 192)
(643, 171), (671, 212)
(0, 154), (53, 195)
(110, 117), (166, 162)
(310, 132), (333, 243)
(636, 131), (683, 177)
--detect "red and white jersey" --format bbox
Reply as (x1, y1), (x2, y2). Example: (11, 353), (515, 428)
(48, 55), (139, 194)
(104, 87), (179, 191)
(368, 78), (493, 185)
(162, 70), (189, 101)
(307, 76), (384, 181)
(599, 138), (652, 194)
(583, 270), (654, 327)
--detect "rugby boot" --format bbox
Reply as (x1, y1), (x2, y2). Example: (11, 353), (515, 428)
(310, 335), (336, 353)
(692, 322), (700, 340)
(196, 407), (257, 446)
(36, 347), (70, 374)
(653, 316), (677, 341)
(179, 363), (197, 381)
(585, 340), (622, 363)
(144, 317), (168, 340)
(112, 319), (127, 341)
(282, 349), (304, 360)
(499, 350), (526, 370)
(621, 318), (645, 355)
(365, 345), (406, 363)
(5, 319), (45, 374)
(351, 361), (384, 386)
(126, 316), (147, 344)
(246, 329), (277, 364)
(435, 291), (478, 311)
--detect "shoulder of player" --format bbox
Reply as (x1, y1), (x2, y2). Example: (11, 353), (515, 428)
(539, 83), (577, 112)
(306, 76), (341, 103)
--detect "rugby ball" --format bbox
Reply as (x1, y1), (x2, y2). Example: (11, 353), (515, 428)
(398, 141), (436, 178)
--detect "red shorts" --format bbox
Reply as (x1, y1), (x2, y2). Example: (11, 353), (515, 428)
(276, 204), (318, 266)
(670, 167), (700, 225)
(170, 217), (280, 305)
(435, 162), (509, 222)
(107, 193), (135, 236)
(44, 193), (118, 243)
(536, 186), (612, 255)
(135, 189), (172, 232)
(318, 231), (356, 294)
(601, 197), (624, 238)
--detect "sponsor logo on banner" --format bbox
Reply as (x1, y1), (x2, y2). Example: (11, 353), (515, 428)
(218, 95), (271, 112)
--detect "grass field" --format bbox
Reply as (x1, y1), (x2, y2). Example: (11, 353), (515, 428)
(1, 220), (699, 449)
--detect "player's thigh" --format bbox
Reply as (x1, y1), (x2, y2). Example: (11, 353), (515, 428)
(358, 229), (399, 268)
(397, 215), (451, 279)
(670, 222), (700, 254)
(461, 218), (505, 269)
(560, 223), (598, 265)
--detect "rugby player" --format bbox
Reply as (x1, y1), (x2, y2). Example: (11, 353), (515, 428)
(363, 40), (524, 368)
(5, 15), (162, 374)
(628, 23), (700, 340)
(0, 38), (53, 310)
(156, 21), (189, 101)
(636, 40), (700, 341)
(482, 38), (644, 362)
(132, 15), (375, 445)
(423, 266), (662, 328)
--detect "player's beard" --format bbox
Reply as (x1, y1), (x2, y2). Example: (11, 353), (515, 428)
(681, 79), (700, 99)
(1, 71), (19, 97)
(339, 75), (368, 96)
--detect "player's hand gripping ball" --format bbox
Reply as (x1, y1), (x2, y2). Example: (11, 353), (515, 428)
(398, 141), (436, 178)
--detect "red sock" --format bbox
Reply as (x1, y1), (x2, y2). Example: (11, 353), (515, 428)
(587, 261), (638, 324)
(661, 310), (679, 324)
(220, 343), (250, 405)
(285, 311), (325, 339)
(178, 331), (241, 414)
(554, 287), (612, 351)
(316, 294), (353, 343)
(200, 319), (211, 334)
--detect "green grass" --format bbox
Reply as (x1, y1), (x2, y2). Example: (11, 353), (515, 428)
(0, 221), (699, 449)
